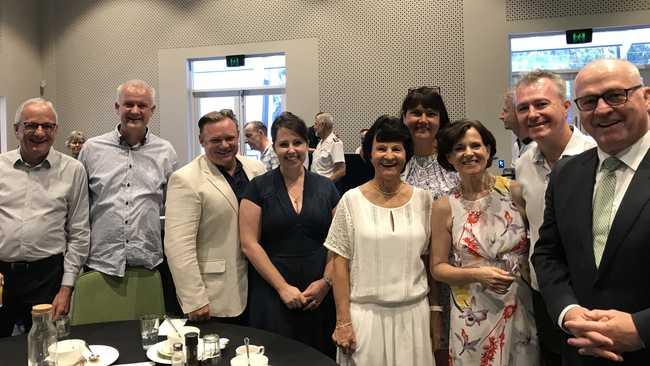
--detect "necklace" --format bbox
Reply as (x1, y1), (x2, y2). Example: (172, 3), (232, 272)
(373, 181), (402, 197)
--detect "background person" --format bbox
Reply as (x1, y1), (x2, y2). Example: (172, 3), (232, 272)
(500, 90), (533, 167)
(244, 121), (278, 171)
(326, 115), (434, 366)
(400, 86), (459, 363)
(240, 112), (339, 356)
(311, 112), (346, 182)
(0, 98), (89, 336)
(65, 130), (87, 159)
(431, 119), (539, 365)
(165, 110), (265, 322)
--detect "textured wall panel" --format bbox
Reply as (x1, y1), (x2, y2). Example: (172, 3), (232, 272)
(46, 0), (465, 152)
(506, 0), (650, 21)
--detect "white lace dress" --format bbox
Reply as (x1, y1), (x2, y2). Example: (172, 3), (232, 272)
(325, 187), (435, 366)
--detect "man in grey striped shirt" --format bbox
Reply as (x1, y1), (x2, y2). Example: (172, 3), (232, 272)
(79, 80), (178, 278)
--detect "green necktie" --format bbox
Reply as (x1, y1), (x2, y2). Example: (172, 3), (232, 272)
(593, 157), (623, 267)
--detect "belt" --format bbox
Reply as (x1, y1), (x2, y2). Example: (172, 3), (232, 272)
(0, 254), (63, 273)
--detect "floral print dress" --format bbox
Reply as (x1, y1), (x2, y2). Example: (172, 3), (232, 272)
(448, 176), (539, 366)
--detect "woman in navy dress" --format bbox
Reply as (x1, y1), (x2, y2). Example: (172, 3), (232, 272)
(239, 112), (339, 357)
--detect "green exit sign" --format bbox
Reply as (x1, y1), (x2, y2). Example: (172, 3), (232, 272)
(566, 29), (593, 44)
(226, 55), (245, 67)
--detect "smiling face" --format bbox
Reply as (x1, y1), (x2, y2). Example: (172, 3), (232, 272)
(274, 127), (307, 170)
(370, 137), (407, 181)
(515, 77), (571, 143)
(115, 85), (155, 143)
(574, 60), (649, 155)
(446, 127), (491, 176)
(15, 102), (58, 165)
(200, 118), (239, 170)
(403, 104), (440, 143)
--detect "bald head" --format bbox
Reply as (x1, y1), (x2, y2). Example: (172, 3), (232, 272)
(574, 59), (649, 154)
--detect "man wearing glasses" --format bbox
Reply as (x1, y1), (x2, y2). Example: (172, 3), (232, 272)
(513, 70), (596, 365)
(79, 80), (178, 279)
(533, 59), (650, 365)
(0, 98), (90, 336)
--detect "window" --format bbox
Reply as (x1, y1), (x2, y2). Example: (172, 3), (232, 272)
(189, 54), (286, 158)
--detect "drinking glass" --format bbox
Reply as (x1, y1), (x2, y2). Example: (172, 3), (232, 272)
(202, 333), (221, 364)
(140, 314), (160, 350)
(56, 314), (70, 338)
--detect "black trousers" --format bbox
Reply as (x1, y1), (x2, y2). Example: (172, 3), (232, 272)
(0, 254), (63, 337)
(533, 289), (563, 366)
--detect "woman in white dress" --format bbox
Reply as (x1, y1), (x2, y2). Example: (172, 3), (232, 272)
(325, 115), (435, 366)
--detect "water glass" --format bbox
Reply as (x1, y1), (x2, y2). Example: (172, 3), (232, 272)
(56, 314), (70, 338)
(202, 333), (221, 363)
(140, 314), (160, 350)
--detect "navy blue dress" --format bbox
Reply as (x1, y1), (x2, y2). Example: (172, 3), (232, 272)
(243, 168), (340, 357)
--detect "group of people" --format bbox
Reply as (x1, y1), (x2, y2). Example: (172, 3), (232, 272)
(0, 57), (649, 366)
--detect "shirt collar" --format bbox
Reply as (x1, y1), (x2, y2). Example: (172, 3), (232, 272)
(531, 125), (591, 165)
(114, 123), (149, 148)
(597, 129), (650, 173)
(13, 147), (55, 169)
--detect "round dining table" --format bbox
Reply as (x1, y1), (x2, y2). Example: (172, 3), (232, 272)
(0, 319), (337, 365)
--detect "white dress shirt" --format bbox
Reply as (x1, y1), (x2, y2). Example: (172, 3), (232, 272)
(515, 127), (596, 290)
(0, 148), (90, 287)
(311, 133), (345, 178)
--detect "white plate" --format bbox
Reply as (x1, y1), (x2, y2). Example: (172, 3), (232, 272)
(146, 338), (229, 364)
(84, 345), (119, 366)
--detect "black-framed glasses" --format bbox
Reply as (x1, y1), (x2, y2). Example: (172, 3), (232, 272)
(407, 86), (441, 95)
(574, 84), (643, 111)
(20, 122), (57, 133)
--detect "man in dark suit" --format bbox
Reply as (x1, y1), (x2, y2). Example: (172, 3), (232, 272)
(533, 58), (650, 365)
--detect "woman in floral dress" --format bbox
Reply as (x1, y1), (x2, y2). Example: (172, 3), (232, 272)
(430, 119), (539, 366)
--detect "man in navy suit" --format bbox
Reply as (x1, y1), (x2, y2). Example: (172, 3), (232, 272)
(533, 58), (650, 365)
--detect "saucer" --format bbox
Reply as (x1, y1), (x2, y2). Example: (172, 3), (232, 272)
(84, 345), (119, 366)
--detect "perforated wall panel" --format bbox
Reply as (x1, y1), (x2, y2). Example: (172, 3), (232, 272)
(506, 0), (650, 21)
(45, 0), (465, 153)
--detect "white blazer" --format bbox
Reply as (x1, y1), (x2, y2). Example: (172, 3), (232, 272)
(164, 154), (265, 316)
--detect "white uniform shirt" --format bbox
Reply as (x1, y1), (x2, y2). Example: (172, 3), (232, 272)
(311, 132), (345, 178)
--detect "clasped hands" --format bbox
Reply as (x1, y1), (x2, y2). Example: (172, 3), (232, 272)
(563, 306), (643, 362)
(278, 279), (329, 311)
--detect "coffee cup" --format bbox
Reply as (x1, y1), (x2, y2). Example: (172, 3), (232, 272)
(231, 353), (268, 366)
(48, 339), (85, 366)
(235, 344), (265, 356)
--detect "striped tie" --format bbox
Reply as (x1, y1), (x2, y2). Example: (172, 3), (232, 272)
(592, 157), (623, 267)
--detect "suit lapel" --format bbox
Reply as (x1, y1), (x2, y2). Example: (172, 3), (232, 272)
(597, 149), (650, 279)
(201, 156), (238, 212)
(575, 150), (599, 274)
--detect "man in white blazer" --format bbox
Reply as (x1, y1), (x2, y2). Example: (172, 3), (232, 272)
(164, 110), (265, 322)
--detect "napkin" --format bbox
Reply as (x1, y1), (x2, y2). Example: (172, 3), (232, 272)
(158, 318), (187, 336)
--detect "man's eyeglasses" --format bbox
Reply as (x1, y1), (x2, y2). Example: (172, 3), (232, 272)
(20, 122), (57, 133)
(408, 86), (441, 95)
(574, 84), (643, 111)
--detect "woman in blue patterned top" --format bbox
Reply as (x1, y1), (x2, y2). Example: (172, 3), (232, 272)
(400, 86), (460, 365)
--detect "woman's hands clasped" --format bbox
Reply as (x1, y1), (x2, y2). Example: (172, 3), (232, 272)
(278, 284), (306, 309)
(302, 279), (329, 311)
(475, 266), (515, 294)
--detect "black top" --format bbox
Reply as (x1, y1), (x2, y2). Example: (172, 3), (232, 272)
(217, 159), (249, 203)
(243, 168), (339, 256)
